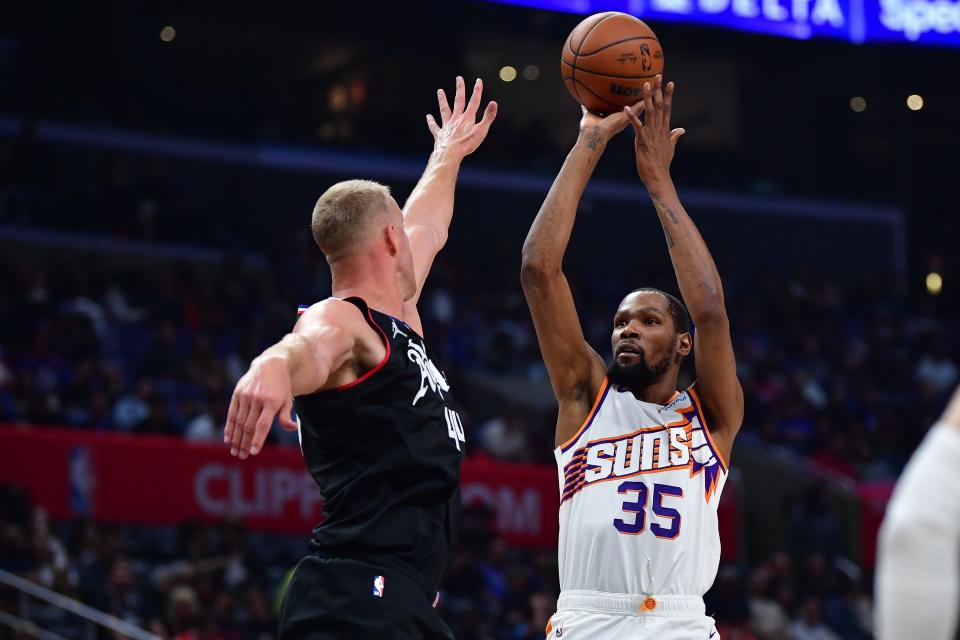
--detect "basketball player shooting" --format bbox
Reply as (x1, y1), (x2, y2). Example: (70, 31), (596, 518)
(521, 76), (743, 639)
(223, 77), (496, 639)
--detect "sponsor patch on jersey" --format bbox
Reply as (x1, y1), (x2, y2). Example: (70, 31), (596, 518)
(372, 575), (385, 597)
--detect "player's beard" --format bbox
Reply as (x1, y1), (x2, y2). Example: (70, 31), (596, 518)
(607, 347), (674, 389)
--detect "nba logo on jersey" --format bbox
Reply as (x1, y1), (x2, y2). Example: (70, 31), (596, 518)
(372, 575), (385, 598)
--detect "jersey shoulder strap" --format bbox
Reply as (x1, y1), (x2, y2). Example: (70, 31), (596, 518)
(296, 297), (381, 331)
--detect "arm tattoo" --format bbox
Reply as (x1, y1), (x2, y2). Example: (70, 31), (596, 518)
(585, 126), (604, 150)
(652, 196), (680, 224)
(664, 227), (676, 249)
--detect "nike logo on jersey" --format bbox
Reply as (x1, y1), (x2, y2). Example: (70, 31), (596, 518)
(561, 405), (723, 504)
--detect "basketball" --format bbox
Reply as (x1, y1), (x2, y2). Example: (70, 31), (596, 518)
(561, 12), (665, 114)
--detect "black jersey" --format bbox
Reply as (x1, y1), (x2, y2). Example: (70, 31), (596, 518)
(293, 297), (466, 595)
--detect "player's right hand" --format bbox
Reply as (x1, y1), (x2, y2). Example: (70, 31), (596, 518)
(578, 102), (643, 145)
(225, 355), (298, 459)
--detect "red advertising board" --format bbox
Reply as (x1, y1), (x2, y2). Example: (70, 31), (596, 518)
(0, 425), (560, 548)
(0, 426), (742, 556)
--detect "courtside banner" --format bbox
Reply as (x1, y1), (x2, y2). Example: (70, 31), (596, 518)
(0, 426), (559, 548)
(489, 0), (960, 45)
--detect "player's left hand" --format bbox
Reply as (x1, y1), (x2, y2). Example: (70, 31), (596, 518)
(625, 75), (685, 191)
(427, 76), (498, 159)
(225, 355), (298, 460)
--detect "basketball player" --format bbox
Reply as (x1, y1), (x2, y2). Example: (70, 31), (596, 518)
(521, 75), (743, 639)
(876, 384), (960, 640)
(223, 76), (497, 639)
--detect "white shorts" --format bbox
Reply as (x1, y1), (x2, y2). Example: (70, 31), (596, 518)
(546, 591), (719, 640)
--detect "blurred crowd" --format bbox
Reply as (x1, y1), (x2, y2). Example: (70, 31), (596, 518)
(1, 227), (956, 478)
(0, 485), (875, 640)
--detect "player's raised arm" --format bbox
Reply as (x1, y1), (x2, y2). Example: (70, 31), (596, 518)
(224, 299), (369, 459)
(401, 76), (498, 309)
(625, 75), (744, 462)
(521, 105), (640, 444)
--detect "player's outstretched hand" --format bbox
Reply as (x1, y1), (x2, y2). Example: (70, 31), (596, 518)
(224, 356), (298, 460)
(625, 74), (685, 190)
(426, 76), (498, 159)
(579, 102), (643, 147)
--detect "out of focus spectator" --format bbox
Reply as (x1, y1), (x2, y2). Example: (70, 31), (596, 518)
(790, 596), (840, 640)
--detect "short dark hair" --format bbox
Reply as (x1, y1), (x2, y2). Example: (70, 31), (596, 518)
(629, 288), (691, 334)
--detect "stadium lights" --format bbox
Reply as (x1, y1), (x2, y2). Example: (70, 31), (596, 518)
(907, 94), (924, 111)
(523, 65), (540, 80)
(927, 272), (943, 295)
(850, 97), (866, 112)
(160, 26), (176, 43)
(499, 66), (517, 82)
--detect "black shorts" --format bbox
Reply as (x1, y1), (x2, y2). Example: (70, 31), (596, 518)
(279, 554), (455, 640)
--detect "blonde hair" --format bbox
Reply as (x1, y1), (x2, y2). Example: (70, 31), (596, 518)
(311, 179), (392, 255)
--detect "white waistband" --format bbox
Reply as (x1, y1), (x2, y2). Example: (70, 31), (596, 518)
(557, 591), (706, 618)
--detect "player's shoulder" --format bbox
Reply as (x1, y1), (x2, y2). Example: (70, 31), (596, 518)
(294, 297), (370, 333)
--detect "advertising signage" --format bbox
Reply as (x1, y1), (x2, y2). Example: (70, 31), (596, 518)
(490, 0), (960, 45)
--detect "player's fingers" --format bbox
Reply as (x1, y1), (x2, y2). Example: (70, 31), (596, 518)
(237, 399), (266, 459)
(477, 101), (498, 130)
(643, 81), (655, 125)
(663, 81), (675, 124)
(653, 75), (665, 126)
(437, 89), (452, 124)
(453, 75), (466, 115)
(277, 397), (298, 432)
(246, 404), (277, 457)
(624, 105), (643, 133)
(224, 391), (239, 445)
(426, 114), (441, 137)
(670, 128), (686, 147)
(465, 78), (483, 119)
(231, 395), (252, 456)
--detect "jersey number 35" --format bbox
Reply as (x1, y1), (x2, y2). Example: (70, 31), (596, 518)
(613, 481), (683, 539)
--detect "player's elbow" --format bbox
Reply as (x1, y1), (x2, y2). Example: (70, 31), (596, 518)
(879, 498), (947, 554)
(877, 506), (949, 590)
(432, 225), (449, 250)
(690, 305), (729, 329)
(879, 510), (924, 557)
(520, 256), (560, 289)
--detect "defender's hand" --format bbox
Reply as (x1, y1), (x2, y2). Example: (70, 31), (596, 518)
(578, 102), (643, 150)
(225, 355), (298, 459)
(427, 76), (498, 160)
(625, 75), (685, 191)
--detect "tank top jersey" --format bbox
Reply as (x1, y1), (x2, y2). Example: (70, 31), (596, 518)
(293, 297), (466, 595)
(555, 379), (728, 596)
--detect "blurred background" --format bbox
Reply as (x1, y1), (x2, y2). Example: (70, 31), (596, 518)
(1, 1), (958, 638)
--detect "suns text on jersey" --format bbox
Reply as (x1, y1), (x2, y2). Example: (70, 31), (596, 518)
(561, 403), (724, 504)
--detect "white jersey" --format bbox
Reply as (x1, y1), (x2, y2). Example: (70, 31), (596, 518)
(555, 378), (727, 597)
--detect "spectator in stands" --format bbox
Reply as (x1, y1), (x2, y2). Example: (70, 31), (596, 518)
(915, 341), (958, 396)
(748, 564), (790, 639)
(105, 556), (148, 628)
(478, 408), (530, 462)
(790, 596), (840, 640)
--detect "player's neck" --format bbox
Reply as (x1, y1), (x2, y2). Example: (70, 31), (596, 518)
(623, 373), (680, 405)
(329, 255), (404, 318)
